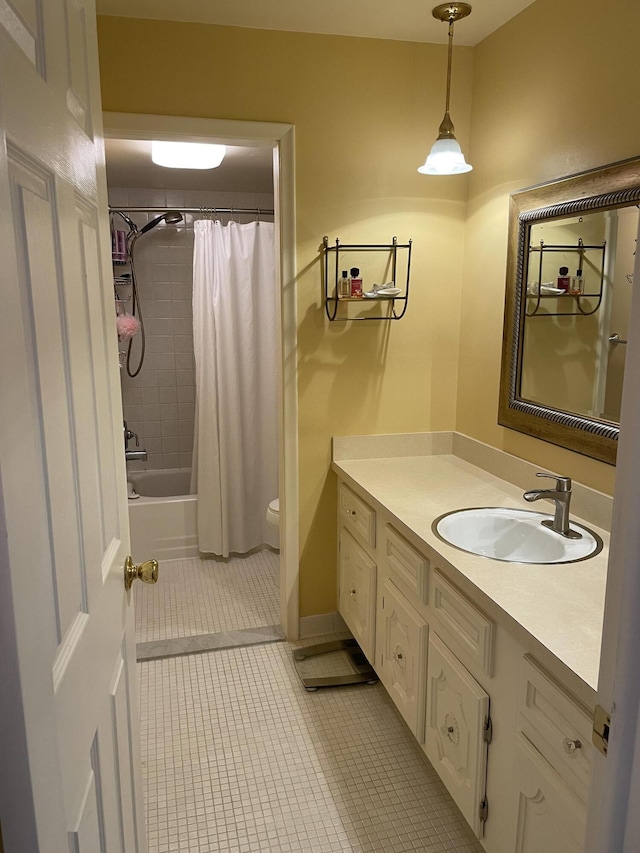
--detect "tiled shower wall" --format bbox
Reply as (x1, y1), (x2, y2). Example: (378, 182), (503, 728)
(110, 187), (274, 471)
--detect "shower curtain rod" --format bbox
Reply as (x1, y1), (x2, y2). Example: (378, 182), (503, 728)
(109, 205), (275, 216)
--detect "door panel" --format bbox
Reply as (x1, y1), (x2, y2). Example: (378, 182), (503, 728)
(0, 0), (44, 70)
(424, 632), (490, 838)
(377, 579), (428, 741)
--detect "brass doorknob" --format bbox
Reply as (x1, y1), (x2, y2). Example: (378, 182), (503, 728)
(124, 556), (159, 591)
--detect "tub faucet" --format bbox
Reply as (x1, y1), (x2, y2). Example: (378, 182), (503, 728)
(523, 472), (582, 539)
(123, 420), (139, 450)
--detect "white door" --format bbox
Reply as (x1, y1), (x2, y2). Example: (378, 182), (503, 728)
(585, 218), (640, 850)
(0, 2), (146, 851)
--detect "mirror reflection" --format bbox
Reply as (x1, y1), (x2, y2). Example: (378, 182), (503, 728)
(498, 156), (640, 464)
(521, 206), (637, 424)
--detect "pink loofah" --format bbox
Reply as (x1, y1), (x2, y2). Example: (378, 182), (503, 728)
(116, 314), (140, 339)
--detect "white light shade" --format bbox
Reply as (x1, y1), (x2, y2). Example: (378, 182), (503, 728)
(151, 141), (226, 170)
(417, 137), (472, 175)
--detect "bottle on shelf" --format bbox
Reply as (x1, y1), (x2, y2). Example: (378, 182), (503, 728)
(339, 270), (350, 299)
(570, 268), (584, 295)
(556, 266), (571, 292)
(350, 267), (363, 298)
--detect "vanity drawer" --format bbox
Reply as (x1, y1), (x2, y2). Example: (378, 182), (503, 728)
(431, 571), (494, 676)
(383, 524), (429, 604)
(339, 483), (376, 548)
(517, 655), (594, 803)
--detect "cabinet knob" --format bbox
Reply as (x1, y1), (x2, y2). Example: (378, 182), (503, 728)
(563, 737), (582, 754)
(349, 588), (357, 597)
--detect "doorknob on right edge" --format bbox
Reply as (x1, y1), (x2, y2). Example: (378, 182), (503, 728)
(124, 556), (159, 591)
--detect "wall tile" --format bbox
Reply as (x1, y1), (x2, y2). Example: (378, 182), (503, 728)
(142, 404), (161, 421)
(176, 369), (195, 386)
(146, 335), (174, 353)
(122, 388), (143, 405)
(157, 369), (177, 386)
(177, 387), (195, 403)
(172, 319), (192, 336)
(153, 284), (173, 301)
(159, 386), (178, 403)
(142, 388), (160, 404)
(161, 436), (180, 453)
(160, 403), (178, 421)
(126, 404), (143, 421)
(161, 420), (179, 437)
(144, 420), (161, 438)
(177, 402), (194, 420)
(179, 435), (193, 452)
(172, 300), (192, 319)
(156, 352), (176, 370)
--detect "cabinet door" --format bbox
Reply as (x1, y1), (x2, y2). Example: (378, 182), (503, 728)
(339, 528), (376, 661)
(376, 580), (428, 741)
(513, 736), (586, 853)
(424, 633), (490, 838)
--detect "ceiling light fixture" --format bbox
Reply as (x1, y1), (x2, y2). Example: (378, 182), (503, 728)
(151, 141), (227, 170)
(418, 3), (473, 176)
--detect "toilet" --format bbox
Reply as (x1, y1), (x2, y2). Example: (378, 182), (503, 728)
(265, 498), (280, 550)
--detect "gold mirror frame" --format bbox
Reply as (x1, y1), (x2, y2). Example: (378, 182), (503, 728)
(498, 156), (640, 465)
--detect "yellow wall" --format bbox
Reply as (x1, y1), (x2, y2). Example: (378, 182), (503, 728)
(96, 17), (474, 616)
(460, 0), (640, 497)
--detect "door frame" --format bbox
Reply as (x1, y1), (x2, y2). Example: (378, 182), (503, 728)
(103, 112), (299, 639)
(585, 217), (640, 851)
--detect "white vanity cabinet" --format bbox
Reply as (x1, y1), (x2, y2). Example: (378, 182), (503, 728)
(334, 473), (595, 853)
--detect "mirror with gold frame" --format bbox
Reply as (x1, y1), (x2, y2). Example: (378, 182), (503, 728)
(498, 157), (640, 465)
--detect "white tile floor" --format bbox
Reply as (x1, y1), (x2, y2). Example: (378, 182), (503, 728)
(136, 553), (483, 852)
(135, 551), (280, 643)
(138, 640), (484, 853)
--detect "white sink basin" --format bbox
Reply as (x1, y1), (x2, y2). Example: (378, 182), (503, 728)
(433, 507), (602, 564)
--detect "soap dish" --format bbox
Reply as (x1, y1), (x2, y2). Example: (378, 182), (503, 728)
(364, 287), (401, 298)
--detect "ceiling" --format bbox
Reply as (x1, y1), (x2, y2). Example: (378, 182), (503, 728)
(102, 0), (535, 192)
(95, 0), (536, 47)
(105, 139), (274, 194)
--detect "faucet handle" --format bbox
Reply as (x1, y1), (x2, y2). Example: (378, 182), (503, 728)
(535, 472), (572, 491)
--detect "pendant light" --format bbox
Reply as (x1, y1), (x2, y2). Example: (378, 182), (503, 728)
(418, 3), (472, 175)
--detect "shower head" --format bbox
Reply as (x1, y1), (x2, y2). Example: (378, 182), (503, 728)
(139, 210), (183, 235)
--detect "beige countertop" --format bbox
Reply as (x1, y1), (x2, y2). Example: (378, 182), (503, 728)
(332, 452), (609, 692)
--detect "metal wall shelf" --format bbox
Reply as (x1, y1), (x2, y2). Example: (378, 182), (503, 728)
(525, 238), (606, 317)
(322, 236), (412, 321)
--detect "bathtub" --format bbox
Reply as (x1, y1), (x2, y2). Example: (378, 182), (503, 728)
(127, 468), (198, 561)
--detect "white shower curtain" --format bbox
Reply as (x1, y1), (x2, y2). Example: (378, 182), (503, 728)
(190, 219), (278, 557)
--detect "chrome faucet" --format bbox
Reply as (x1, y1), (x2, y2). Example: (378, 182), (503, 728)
(123, 420), (139, 450)
(123, 420), (147, 462)
(523, 472), (582, 539)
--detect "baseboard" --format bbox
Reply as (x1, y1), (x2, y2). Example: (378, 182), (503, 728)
(299, 611), (348, 639)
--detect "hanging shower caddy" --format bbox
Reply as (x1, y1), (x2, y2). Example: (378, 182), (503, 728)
(322, 236), (413, 321)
